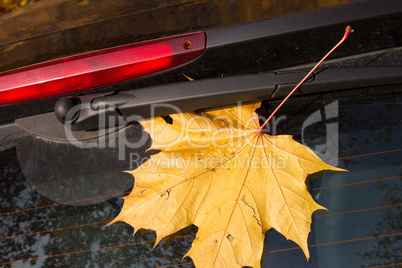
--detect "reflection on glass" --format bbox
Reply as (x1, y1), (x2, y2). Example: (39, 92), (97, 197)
(262, 85), (402, 267)
(1, 85), (401, 267)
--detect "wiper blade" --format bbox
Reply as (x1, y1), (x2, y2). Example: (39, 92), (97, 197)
(53, 66), (402, 131)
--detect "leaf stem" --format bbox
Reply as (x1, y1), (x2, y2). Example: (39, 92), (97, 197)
(258, 26), (354, 132)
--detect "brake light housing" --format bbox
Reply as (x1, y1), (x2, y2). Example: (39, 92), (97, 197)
(0, 32), (206, 105)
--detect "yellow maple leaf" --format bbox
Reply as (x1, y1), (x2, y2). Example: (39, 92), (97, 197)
(110, 102), (345, 267)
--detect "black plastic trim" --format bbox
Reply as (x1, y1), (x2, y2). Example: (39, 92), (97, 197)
(53, 66), (402, 131)
(207, 0), (402, 47)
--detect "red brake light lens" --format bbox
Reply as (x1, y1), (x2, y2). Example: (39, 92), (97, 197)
(0, 32), (205, 105)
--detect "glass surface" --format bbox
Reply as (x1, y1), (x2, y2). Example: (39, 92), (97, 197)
(261, 85), (402, 267)
(0, 85), (401, 267)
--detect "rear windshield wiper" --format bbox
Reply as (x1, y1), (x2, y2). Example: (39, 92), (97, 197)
(51, 66), (402, 131)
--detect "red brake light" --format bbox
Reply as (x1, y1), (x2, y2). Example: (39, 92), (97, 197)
(0, 32), (205, 105)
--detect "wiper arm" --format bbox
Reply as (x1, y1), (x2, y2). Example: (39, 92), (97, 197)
(53, 66), (402, 131)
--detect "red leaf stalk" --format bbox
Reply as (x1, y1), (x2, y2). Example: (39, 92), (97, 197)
(258, 26), (354, 132)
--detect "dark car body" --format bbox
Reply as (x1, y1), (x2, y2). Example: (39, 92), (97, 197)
(0, 0), (401, 267)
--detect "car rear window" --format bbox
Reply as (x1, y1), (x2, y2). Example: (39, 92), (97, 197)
(0, 84), (401, 267)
